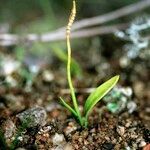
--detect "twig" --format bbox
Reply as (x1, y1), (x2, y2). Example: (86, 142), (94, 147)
(70, 23), (128, 38)
(0, 23), (128, 46)
(0, 0), (150, 46)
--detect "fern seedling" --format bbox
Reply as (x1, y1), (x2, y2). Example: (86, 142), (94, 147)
(60, 0), (119, 127)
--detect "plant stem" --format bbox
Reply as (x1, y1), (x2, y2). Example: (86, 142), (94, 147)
(66, 0), (82, 125)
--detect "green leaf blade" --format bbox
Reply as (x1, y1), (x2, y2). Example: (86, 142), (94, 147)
(84, 75), (119, 117)
(60, 97), (78, 117)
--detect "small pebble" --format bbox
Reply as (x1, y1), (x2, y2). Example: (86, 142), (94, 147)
(125, 120), (131, 128)
(38, 126), (51, 134)
(16, 106), (47, 128)
(125, 146), (131, 150)
(17, 136), (23, 141)
(52, 133), (65, 145)
(117, 126), (125, 136)
(64, 122), (77, 135)
(119, 56), (130, 68)
(139, 141), (146, 147)
(121, 87), (132, 97)
(6, 76), (18, 87)
(127, 101), (137, 113)
(42, 70), (54, 82)
(1, 57), (20, 75)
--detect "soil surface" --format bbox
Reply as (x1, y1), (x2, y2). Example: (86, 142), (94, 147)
(0, 36), (150, 150)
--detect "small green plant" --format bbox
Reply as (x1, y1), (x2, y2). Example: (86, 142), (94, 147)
(60, 0), (119, 127)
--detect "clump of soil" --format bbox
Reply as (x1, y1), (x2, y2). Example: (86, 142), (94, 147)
(0, 71), (149, 150)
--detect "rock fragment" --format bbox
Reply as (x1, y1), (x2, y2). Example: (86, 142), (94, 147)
(16, 106), (47, 128)
(117, 126), (125, 136)
(52, 133), (65, 146)
(139, 140), (146, 148)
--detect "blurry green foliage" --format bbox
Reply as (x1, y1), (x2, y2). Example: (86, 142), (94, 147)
(15, 45), (25, 62)
(4, 0), (82, 77)
(0, 0), (148, 78)
(0, 0), (141, 26)
(50, 44), (82, 76)
(0, 129), (8, 150)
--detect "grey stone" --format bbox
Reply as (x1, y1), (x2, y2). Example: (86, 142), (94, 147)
(16, 106), (47, 128)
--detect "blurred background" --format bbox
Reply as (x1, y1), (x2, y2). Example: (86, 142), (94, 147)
(0, 0), (149, 116)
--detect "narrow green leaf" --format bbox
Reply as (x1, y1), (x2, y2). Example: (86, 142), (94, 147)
(60, 97), (78, 117)
(84, 75), (119, 117)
